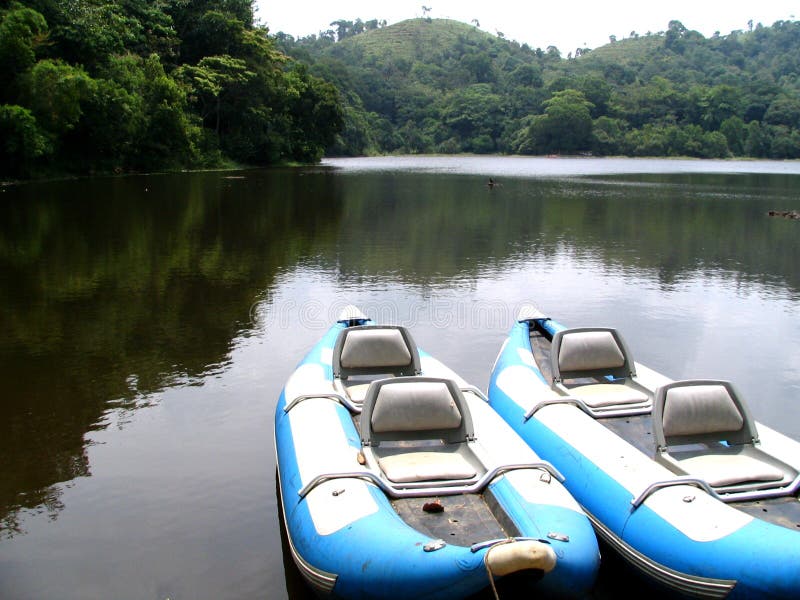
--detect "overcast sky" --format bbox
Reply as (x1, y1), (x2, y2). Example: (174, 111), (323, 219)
(254, 1), (797, 53)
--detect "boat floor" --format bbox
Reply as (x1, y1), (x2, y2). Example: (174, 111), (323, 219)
(348, 408), (517, 547)
(392, 490), (517, 548)
(529, 328), (800, 532)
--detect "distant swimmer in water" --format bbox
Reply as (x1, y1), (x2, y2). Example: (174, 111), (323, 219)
(487, 177), (501, 189)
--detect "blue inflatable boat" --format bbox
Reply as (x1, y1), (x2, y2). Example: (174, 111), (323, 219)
(488, 304), (800, 599)
(275, 306), (600, 599)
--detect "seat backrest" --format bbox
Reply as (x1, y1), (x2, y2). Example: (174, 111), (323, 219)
(653, 379), (759, 450)
(551, 327), (636, 383)
(360, 377), (474, 446)
(332, 325), (421, 380)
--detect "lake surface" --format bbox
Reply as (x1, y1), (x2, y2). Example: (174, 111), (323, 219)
(1, 156), (799, 599)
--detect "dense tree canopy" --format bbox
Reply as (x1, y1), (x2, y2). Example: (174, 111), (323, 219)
(277, 17), (800, 160)
(0, 0), (343, 177)
(3, 8), (800, 178)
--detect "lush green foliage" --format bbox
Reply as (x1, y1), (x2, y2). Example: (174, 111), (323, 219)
(0, 0), (343, 177)
(4, 8), (800, 177)
(277, 17), (800, 159)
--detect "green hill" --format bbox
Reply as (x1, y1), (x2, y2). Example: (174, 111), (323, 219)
(277, 17), (800, 158)
(332, 18), (483, 63)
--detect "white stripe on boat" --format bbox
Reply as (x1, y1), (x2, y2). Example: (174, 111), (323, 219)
(466, 392), (583, 510)
(276, 467), (339, 593)
(496, 365), (753, 542)
(288, 397), (378, 536)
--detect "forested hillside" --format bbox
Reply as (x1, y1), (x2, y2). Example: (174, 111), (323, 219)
(3, 7), (800, 179)
(277, 17), (800, 159)
(0, 0), (342, 177)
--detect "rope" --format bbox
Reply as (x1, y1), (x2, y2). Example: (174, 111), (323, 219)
(483, 538), (514, 600)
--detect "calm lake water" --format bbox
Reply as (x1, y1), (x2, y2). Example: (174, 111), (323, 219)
(1, 156), (800, 599)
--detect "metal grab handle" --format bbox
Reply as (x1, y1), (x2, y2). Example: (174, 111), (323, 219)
(298, 471), (383, 499)
(460, 385), (489, 402)
(284, 392), (362, 415)
(285, 386), (487, 415)
(297, 462), (565, 500)
(524, 395), (651, 421)
(470, 537), (549, 553)
(524, 397), (585, 421)
(630, 477), (717, 509)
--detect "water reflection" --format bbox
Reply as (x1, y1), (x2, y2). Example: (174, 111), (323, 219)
(0, 169), (344, 536)
(313, 171), (800, 297)
(1, 162), (799, 599)
(3, 168), (799, 536)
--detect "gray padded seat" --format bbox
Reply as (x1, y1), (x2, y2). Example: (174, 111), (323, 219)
(653, 380), (796, 497)
(332, 325), (421, 403)
(550, 328), (649, 408)
(360, 377), (483, 486)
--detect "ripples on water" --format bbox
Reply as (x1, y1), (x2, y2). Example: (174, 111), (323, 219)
(324, 155), (800, 177)
(1, 157), (800, 599)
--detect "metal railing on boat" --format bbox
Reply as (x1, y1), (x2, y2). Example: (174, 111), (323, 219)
(523, 395), (652, 420)
(297, 461), (565, 500)
(284, 384), (491, 416)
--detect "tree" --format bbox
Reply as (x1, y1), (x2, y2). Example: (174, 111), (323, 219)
(720, 116), (746, 155)
(592, 116), (626, 155)
(459, 51), (495, 83)
(509, 64), (542, 88)
(0, 104), (50, 175)
(168, 0), (256, 64)
(178, 54), (254, 134)
(35, 0), (176, 71)
(618, 77), (681, 128)
(664, 20), (688, 53)
(576, 75), (611, 118)
(180, 9), (248, 64)
(329, 102), (377, 156)
(545, 46), (561, 59)
(769, 126), (800, 159)
(442, 84), (505, 153)
(0, 5), (48, 99)
(744, 120), (769, 157)
(330, 19), (353, 42)
(25, 59), (93, 136)
(65, 75), (144, 169)
(135, 54), (200, 168)
(624, 124), (667, 157)
(698, 85), (743, 130)
(283, 64), (344, 161)
(701, 130), (729, 158)
(528, 89), (594, 154)
(764, 95), (800, 128)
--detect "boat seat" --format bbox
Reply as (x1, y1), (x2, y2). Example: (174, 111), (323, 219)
(332, 325), (421, 405)
(360, 377), (484, 488)
(550, 328), (650, 412)
(377, 451), (477, 484)
(342, 382), (372, 403)
(653, 380), (798, 499)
